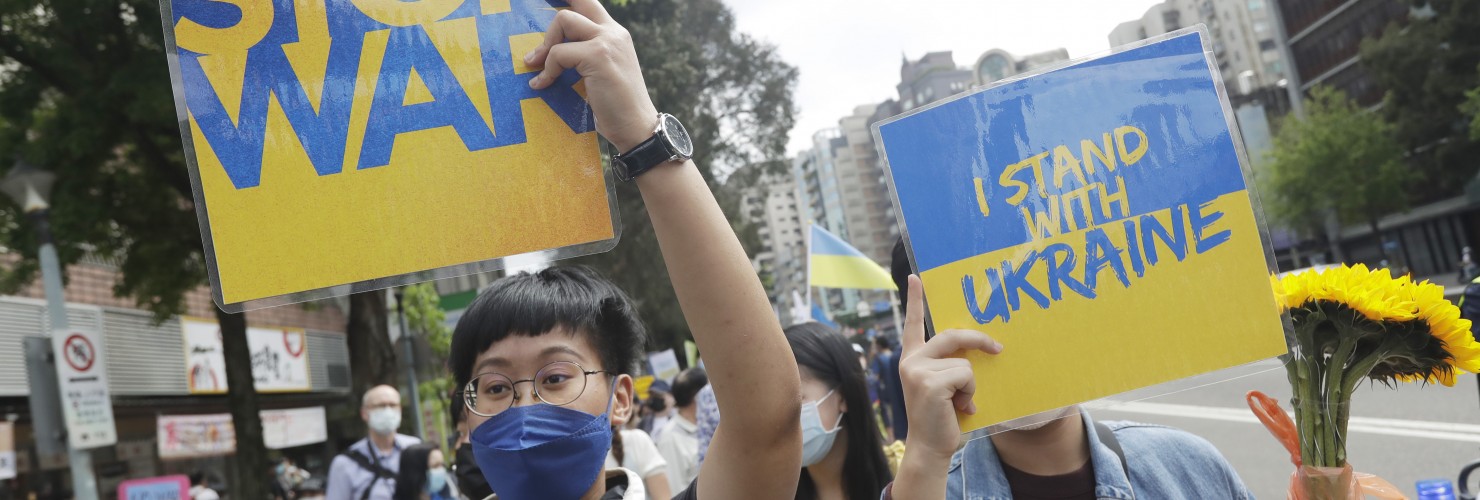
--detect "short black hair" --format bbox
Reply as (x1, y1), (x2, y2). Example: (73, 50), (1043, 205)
(449, 266), (646, 392)
(891, 237), (911, 313)
(393, 443), (444, 500)
(189, 471), (206, 486)
(873, 335), (893, 350)
(671, 367), (708, 408)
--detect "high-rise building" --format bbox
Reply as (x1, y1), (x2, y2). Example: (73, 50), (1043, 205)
(1274, 0), (1407, 106)
(793, 129), (863, 316)
(1111, 0), (1289, 95)
(973, 48), (1072, 85)
(735, 163), (806, 324)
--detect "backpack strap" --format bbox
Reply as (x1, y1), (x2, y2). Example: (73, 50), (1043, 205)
(341, 444), (396, 500)
(1094, 421), (1132, 494)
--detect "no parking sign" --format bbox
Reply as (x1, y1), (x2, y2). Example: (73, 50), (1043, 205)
(52, 328), (116, 449)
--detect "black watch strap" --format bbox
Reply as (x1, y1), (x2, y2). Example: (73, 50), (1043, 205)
(615, 135), (674, 182)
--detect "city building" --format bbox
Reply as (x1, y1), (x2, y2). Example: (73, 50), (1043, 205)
(793, 129), (865, 317)
(972, 48), (1071, 85)
(1274, 0), (1407, 105)
(734, 163), (807, 325)
(1111, 0), (1289, 95)
(0, 254), (351, 497)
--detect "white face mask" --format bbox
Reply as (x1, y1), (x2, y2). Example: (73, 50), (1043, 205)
(799, 389), (844, 467)
(367, 407), (401, 435)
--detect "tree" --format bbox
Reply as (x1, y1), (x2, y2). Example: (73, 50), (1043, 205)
(1361, 0), (1480, 200)
(1264, 87), (1409, 267)
(571, 0), (797, 353)
(0, 2), (273, 497)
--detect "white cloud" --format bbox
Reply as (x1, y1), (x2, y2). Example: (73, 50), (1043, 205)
(723, 0), (1166, 154)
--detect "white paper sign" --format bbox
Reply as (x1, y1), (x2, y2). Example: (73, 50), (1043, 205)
(261, 407), (327, 449)
(53, 328), (117, 449)
(0, 422), (15, 480)
(648, 349), (680, 383)
(157, 413), (235, 460)
(157, 407), (327, 459)
(182, 318), (310, 393)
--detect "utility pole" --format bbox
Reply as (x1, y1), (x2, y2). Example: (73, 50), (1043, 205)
(395, 290), (425, 438)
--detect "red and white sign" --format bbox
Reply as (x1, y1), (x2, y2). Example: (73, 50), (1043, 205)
(53, 327), (116, 449)
(158, 406), (327, 460)
(181, 318), (310, 394)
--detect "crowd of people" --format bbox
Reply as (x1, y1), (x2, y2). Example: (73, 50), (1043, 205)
(310, 1), (1261, 499)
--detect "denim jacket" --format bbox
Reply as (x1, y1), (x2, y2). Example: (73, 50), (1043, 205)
(945, 410), (1253, 500)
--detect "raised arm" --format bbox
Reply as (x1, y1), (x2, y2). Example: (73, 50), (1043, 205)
(525, 2), (801, 499)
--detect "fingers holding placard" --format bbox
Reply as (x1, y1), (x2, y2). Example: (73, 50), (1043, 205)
(898, 275), (1003, 460)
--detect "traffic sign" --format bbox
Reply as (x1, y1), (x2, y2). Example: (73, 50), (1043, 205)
(52, 328), (116, 449)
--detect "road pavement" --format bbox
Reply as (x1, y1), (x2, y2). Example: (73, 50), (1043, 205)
(1090, 359), (1480, 499)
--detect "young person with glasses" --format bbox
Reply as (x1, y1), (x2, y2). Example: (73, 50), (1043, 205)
(447, 2), (802, 499)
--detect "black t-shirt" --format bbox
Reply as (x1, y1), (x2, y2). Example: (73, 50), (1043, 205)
(1000, 458), (1096, 500)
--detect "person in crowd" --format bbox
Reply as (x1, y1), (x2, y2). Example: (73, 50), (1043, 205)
(188, 471), (219, 500)
(870, 334), (904, 442)
(642, 383), (674, 440)
(655, 367), (707, 492)
(326, 385), (422, 500)
(693, 383), (720, 467)
(883, 238), (1252, 499)
(393, 443), (457, 500)
(296, 477), (328, 500)
(276, 457), (311, 498)
(608, 418), (672, 499)
(449, 3), (803, 499)
(785, 323), (893, 500)
(448, 406), (493, 500)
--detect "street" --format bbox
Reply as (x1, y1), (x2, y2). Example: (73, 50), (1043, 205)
(1093, 359), (1480, 499)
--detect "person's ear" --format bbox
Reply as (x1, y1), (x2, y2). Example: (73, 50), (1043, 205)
(837, 391), (847, 415)
(610, 374), (635, 426)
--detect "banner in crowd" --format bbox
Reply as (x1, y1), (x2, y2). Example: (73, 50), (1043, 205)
(163, 0), (618, 311)
(648, 349), (680, 383)
(182, 318), (310, 394)
(158, 407), (328, 459)
(874, 29), (1287, 432)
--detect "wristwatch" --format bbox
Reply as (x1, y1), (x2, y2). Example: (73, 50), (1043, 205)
(613, 113), (694, 182)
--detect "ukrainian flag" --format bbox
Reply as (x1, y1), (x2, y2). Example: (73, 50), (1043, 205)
(810, 225), (898, 291)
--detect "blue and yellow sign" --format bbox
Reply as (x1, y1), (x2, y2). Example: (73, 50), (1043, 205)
(875, 31), (1287, 431)
(165, 0), (614, 308)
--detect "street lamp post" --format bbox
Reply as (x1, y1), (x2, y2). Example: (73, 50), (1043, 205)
(2, 160), (99, 500)
(394, 290), (425, 439)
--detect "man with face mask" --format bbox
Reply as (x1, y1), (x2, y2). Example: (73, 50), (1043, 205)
(326, 385), (422, 500)
(883, 239), (1251, 499)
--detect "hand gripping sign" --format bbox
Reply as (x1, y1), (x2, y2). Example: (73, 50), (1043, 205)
(162, 0), (617, 311)
(874, 28), (1289, 433)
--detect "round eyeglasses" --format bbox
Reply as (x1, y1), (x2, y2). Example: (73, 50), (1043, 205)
(463, 361), (612, 417)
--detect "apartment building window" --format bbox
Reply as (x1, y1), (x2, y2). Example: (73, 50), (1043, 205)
(1259, 39), (1277, 52)
(1248, 0), (1264, 10)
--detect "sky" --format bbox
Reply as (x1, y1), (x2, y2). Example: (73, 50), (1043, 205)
(722, 0), (1166, 154)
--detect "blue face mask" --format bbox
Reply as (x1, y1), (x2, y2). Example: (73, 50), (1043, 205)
(470, 383), (615, 500)
(426, 467), (447, 495)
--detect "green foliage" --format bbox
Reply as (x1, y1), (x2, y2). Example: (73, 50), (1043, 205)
(0, 1), (204, 320)
(1361, 0), (1480, 199)
(402, 283), (451, 358)
(570, 0), (797, 352)
(1264, 87), (1408, 241)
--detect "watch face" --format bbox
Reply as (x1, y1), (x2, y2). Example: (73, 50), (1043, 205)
(662, 114), (694, 158)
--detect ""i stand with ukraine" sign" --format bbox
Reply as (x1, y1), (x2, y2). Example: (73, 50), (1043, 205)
(163, 0), (617, 310)
(875, 29), (1288, 432)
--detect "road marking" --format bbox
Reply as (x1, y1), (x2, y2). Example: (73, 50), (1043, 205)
(1097, 401), (1480, 443)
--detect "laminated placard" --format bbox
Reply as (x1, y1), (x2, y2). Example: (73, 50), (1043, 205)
(161, 0), (617, 311)
(874, 28), (1290, 433)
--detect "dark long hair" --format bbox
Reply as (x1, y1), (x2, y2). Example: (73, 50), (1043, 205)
(393, 443), (446, 500)
(785, 323), (893, 500)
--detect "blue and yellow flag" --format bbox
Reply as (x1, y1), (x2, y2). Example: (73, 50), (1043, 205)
(810, 225), (898, 291)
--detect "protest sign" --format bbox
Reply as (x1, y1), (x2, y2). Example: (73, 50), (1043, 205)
(874, 29), (1287, 432)
(648, 349), (680, 383)
(162, 0), (618, 311)
(118, 475), (190, 500)
(182, 317), (310, 393)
